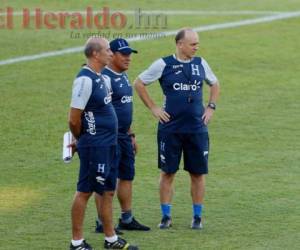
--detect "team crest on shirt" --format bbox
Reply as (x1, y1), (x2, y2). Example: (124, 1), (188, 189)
(191, 64), (201, 76)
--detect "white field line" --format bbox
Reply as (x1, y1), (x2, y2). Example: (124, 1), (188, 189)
(0, 10), (288, 16)
(0, 11), (300, 66)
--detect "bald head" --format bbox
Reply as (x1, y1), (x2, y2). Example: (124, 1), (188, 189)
(84, 37), (109, 58)
(175, 28), (198, 44)
(175, 28), (199, 60)
(83, 37), (112, 71)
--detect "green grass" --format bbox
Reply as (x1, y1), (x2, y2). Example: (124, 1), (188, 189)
(1, 0), (300, 249)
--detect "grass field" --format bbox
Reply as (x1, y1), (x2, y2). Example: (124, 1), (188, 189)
(1, 1), (300, 249)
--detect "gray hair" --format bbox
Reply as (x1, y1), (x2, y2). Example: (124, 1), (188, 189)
(175, 28), (194, 44)
(84, 39), (102, 58)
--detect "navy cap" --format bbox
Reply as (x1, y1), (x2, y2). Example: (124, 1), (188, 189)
(110, 38), (138, 55)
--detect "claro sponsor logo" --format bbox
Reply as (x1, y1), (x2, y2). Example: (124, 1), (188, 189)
(104, 95), (112, 104)
(121, 95), (133, 103)
(173, 80), (202, 91)
(84, 111), (96, 135)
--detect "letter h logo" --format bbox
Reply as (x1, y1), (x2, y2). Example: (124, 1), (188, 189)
(191, 64), (200, 76)
(118, 40), (127, 49)
(97, 163), (105, 173)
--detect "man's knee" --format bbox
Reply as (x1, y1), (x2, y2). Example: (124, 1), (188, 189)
(75, 191), (92, 201)
(102, 191), (115, 200)
(190, 173), (205, 183)
(160, 171), (175, 184)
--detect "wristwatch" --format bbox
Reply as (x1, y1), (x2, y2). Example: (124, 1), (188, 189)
(207, 102), (216, 110)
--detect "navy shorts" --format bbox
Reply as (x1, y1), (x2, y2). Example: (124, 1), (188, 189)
(77, 146), (118, 195)
(117, 135), (135, 181)
(157, 131), (209, 175)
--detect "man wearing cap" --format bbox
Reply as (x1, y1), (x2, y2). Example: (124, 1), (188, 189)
(134, 28), (220, 230)
(68, 37), (138, 250)
(94, 38), (150, 233)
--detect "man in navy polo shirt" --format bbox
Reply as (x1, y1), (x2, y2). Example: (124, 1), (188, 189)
(68, 37), (138, 250)
(134, 28), (220, 229)
(95, 38), (150, 233)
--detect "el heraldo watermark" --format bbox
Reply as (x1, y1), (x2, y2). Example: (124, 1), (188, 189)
(0, 6), (168, 30)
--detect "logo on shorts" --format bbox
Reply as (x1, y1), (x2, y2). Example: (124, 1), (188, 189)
(203, 151), (208, 157)
(160, 154), (166, 163)
(96, 176), (105, 185)
(97, 163), (105, 173)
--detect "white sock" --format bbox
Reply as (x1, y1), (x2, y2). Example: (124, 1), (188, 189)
(105, 235), (118, 243)
(71, 239), (84, 246)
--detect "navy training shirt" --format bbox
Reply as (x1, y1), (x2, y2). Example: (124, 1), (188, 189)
(139, 55), (218, 133)
(70, 66), (118, 147)
(102, 67), (133, 136)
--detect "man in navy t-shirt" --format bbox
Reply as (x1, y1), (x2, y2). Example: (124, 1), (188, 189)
(68, 37), (138, 250)
(134, 28), (220, 230)
(95, 38), (150, 233)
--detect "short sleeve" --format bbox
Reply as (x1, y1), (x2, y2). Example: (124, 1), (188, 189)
(138, 58), (166, 85)
(202, 58), (218, 85)
(70, 76), (92, 109)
